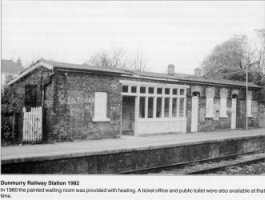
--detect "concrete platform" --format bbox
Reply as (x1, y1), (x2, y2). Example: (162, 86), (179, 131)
(2, 128), (265, 165)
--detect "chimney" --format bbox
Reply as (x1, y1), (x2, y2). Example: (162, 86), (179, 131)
(168, 64), (175, 75)
(194, 68), (201, 77)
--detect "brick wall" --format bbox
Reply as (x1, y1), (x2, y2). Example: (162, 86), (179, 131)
(259, 103), (265, 128)
(48, 71), (122, 142)
(6, 67), (53, 141)
(186, 84), (261, 132)
(7, 68), (264, 144)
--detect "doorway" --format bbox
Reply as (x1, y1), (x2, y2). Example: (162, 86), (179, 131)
(191, 93), (199, 132)
(122, 96), (135, 135)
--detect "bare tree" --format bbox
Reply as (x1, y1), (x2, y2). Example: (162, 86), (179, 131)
(86, 47), (148, 71)
(88, 47), (128, 69)
(128, 48), (149, 71)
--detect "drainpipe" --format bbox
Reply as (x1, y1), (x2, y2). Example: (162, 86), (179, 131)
(40, 71), (55, 141)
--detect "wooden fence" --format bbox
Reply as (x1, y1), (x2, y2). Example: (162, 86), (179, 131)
(23, 107), (43, 142)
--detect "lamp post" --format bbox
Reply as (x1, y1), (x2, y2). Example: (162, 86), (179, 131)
(246, 65), (248, 130)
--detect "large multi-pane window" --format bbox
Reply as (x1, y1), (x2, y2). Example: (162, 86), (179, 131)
(122, 82), (187, 119)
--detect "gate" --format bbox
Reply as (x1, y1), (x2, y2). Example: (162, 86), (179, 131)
(23, 107), (43, 142)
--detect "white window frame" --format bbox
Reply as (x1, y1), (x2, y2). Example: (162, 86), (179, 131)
(120, 80), (189, 121)
(93, 92), (110, 122)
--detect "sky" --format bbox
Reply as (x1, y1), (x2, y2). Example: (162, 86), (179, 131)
(2, 1), (265, 74)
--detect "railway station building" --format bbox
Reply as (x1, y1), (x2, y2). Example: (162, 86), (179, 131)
(7, 60), (265, 143)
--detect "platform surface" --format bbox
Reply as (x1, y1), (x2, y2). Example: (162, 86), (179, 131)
(2, 128), (265, 164)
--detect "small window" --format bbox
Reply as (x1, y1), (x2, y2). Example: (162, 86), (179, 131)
(140, 87), (146, 94)
(164, 98), (170, 117)
(156, 98), (162, 118)
(165, 88), (170, 95)
(148, 87), (154, 94)
(173, 89), (178, 95)
(131, 86), (137, 93)
(180, 89), (184, 95)
(139, 97), (146, 118)
(172, 98), (178, 117)
(157, 88), (163, 94)
(122, 86), (129, 93)
(25, 85), (37, 107)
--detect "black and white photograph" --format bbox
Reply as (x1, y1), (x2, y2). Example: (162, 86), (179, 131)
(1, 1), (265, 199)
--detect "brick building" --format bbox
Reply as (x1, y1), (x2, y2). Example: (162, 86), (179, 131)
(7, 60), (265, 143)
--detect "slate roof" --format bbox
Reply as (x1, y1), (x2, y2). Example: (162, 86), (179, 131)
(43, 60), (132, 75)
(10, 59), (261, 89)
(1, 60), (23, 74)
(132, 70), (261, 88)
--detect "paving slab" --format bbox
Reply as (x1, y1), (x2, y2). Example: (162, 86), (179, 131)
(1, 128), (265, 164)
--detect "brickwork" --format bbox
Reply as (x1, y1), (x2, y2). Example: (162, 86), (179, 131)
(186, 84), (261, 132)
(2, 135), (265, 174)
(49, 72), (122, 142)
(7, 66), (264, 144)
(6, 67), (53, 141)
(259, 103), (265, 127)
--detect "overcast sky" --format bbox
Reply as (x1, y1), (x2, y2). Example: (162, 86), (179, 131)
(2, 1), (265, 74)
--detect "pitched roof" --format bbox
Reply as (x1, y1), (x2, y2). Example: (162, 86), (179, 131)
(43, 59), (132, 75)
(8, 59), (261, 89)
(131, 70), (261, 88)
(1, 60), (23, 74)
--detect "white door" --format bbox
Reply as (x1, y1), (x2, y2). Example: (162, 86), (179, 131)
(231, 98), (237, 129)
(191, 96), (199, 132)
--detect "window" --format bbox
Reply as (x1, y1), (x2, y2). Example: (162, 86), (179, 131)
(173, 89), (178, 95)
(247, 92), (252, 117)
(131, 86), (137, 93)
(180, 89), (184, 95)
(25, 85), (37, 107)
(122, 86), (128, 93)
(140, 87), (146, 94)
(93, 92), (110, 122)
(205, 88), (215, 118)
(148, 87), (154, 94)
(157, 88), (162, 94)
(220, 89), (228, 117)
(165, 88), (170, 95)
